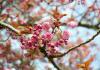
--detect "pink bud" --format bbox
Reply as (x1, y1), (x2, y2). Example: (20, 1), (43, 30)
(47, 42), (55, 47)
(42, 22), (51, 31)
(33, 24), (42, 31)
(43, 32), (53, 41)
(62, 30), (70, 40)
(67, 21), (78, 28)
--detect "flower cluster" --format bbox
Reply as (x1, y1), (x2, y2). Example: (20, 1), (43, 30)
(19, 21), (70, 55)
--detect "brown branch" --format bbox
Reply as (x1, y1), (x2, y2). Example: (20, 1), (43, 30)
(39, 46), (61, 70)
(78, 22), (100, 30)
(76, 0), (98, 30)
(0, 21), (20, 34)
(50, 29), (100, 58)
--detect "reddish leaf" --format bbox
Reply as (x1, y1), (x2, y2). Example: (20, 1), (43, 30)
(77, 56), (95, 70)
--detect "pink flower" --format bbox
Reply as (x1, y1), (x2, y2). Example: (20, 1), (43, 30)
(55, 40), (63, 46)
(47, 42), (55, 47)
(33, 24), (42, 31)
(42, 32), (53, 41)
(6, 8), (13, 12)
(19, 19), (27, 24)
(62, 30), (70, 40)
(67, 21), (78, 28)
(42, 22), (51, 31)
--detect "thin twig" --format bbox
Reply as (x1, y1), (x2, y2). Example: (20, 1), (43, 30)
(50, 29), (100, 58)
(0, 34), (10, 43)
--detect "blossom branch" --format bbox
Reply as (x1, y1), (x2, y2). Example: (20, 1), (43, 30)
(51, 29), (100, 58)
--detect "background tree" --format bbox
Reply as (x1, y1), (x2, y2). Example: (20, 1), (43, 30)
(0, 0), (100, 70)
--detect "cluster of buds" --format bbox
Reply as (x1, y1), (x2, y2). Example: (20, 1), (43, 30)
(19, 21), (70, 55)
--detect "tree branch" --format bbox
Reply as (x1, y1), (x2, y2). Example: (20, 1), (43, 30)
(50, 29), (100, 58)
(0, 21), (20, 34)
(39, 46), (61, 70)
(78, 22), (100, 30)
